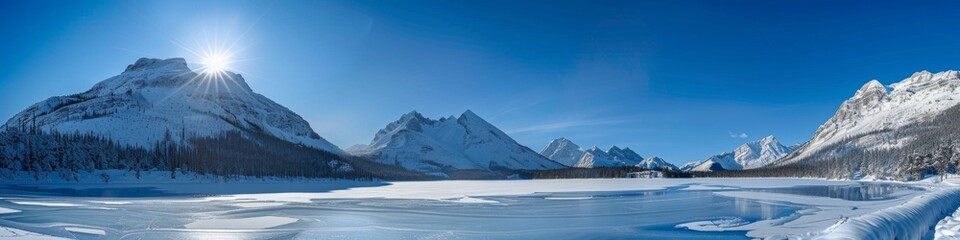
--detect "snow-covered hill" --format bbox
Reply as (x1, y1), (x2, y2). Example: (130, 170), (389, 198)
(2, 57), (344, 155)
(776, 70), (960, 167)
(347, 110), (564, 175)
(681, 135), (793, 171)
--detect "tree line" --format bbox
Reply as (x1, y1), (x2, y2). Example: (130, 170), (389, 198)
(0, 127), (428, 181)
(532, 166), (691, 179)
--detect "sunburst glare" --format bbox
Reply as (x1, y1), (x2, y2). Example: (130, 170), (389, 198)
(200, 52), (230, 74)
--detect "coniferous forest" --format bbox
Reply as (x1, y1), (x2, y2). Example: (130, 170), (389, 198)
(0, 127), (428, 181)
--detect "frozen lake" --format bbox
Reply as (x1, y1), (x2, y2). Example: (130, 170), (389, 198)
(0, 178), (924, 239)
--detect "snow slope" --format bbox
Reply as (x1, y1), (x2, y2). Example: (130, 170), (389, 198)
(936, 199), (960, 239)
(779, 70), (960, 165)
(347, 110), (564, 174)
(2, 57), (343, 155)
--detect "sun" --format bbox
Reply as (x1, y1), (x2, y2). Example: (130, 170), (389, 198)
(200, 52), (230, 74)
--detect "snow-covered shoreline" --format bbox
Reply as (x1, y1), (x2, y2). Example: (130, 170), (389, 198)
(819, 187), (960, 239)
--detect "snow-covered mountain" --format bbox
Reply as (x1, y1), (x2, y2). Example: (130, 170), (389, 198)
(575, 148), (672, 169)
(2, 57), (344, 155)
(681, 152), (739, 172)
(776, 70), (960, 168)
(538, 137), (671, 169)
(347, 110), (564, 175)
(734, 135), (793, 169)
(681, 135), (793, 171)
(607, 146), (645, 166)
(636, 156), (678, 171)
(539, 137), (586, 167)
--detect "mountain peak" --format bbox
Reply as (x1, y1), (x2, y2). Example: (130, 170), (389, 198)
(732, 135), (792, 169)
(910, 70), (933, 79)
(457, 109), (487, 125)
(892, 70), (960, 92)
(607, 145), (622, 152)
(852, 80), (887, 99)
(540, 137), (585, 167)
(460, 109), (479, 119)
(636, 156), (677, 170)
(400, 110), (426, 121)
(124, 57), (189, 73)
(548, 137), (575, 145)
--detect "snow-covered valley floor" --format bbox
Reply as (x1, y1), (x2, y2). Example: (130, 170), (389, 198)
(0, 177), (954, 239)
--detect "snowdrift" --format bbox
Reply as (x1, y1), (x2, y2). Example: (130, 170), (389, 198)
(818, 187), (960, 239)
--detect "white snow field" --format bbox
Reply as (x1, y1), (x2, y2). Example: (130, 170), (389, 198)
(0, 178), (955, 239)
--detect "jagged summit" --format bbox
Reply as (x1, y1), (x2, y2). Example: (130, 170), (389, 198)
(538, 137), (655, 168)
(3, 57), (344, 155)
(855, 80), (887, 96)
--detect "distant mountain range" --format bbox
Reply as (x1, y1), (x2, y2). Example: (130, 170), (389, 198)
(681, 135), (797, 172)
(539, 137), (677, 170)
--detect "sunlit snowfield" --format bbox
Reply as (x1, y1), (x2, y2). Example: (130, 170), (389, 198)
(0, 178), (924, 239)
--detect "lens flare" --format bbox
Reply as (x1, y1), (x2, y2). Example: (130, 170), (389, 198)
(201, 52), (229, 74)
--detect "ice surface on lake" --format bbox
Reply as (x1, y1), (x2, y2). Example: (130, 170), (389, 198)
(0, 207), (20, 214)
(63, 227), (105, 235)
(9, 201), (83, 207)
(185, 216), (299, 229)
(0, 178), (924, 239)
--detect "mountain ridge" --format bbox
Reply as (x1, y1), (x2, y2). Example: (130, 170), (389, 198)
(777, 70), (960, 168)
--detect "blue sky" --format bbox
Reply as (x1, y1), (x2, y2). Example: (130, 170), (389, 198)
(2, 0), (960, 165)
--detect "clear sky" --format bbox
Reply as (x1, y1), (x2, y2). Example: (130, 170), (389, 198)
(2, 0), (960, 165)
